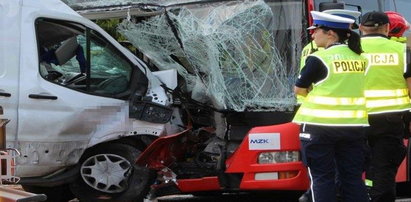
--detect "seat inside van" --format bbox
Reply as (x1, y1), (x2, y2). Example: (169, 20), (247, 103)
(55, 37), (78, 66)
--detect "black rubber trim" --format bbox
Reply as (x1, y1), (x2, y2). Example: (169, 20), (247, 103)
(28, 94), (58, 100)
(0, 92), (11, 97)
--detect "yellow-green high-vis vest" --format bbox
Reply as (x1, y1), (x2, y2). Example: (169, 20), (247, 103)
(297, 42), (324, 104)
(300, 42), (319, 70)
(390, 36), (407, 43)
(293, 45), (369, 126)
(361, 36), (411, 114)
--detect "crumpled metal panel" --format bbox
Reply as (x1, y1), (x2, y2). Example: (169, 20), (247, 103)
(15, 141), (87, 177)
(117, 0), (301, 111)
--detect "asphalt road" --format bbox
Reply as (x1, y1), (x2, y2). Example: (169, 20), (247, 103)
(7, 184), (411, 202)
(153, 183), (411, 202)
(154, 192), (411, 202)
(154, 191), (304, 202)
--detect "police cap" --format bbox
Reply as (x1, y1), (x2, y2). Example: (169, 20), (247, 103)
(323, 9), (361, 29)
(308, 11), (355, 30)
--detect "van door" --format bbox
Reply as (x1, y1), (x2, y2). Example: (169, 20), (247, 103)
(16, 17), (145, 176)
(0, 1), (21, 146)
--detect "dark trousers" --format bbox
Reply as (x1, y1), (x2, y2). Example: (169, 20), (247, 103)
(300, 124), (369, 202)
(366, 112), (407, 202)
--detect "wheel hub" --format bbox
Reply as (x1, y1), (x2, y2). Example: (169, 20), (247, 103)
(80, 153), (131, 193)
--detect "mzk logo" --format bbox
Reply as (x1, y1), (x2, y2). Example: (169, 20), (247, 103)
(249, 139), (270, 144)
(248, 133), (281, 150)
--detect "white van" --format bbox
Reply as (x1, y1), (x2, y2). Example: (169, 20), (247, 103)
(0, 0), (178, 201)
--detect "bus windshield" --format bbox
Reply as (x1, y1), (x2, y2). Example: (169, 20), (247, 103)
(119, 0), (309, 111)
(67, 0), (309, 112)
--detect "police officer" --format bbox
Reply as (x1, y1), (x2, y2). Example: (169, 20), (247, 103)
(299, 2), (345, 70)
(360, 11), (411, 202)
(293, 11), (369, 202)
(300, 9), (360, 69)
(297, 4), (343, 107)
(297, 8), (363, 202)
(299, 2), (360, 70)
(297, 7), (360, 106)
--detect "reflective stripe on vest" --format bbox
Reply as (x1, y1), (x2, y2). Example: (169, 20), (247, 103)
(366, 97), (410, 108)
(364, 89), (408, 98)
(306, 95), (365, 105)
(299, 108), (367, 118)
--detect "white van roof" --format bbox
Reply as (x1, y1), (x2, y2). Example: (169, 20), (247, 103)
(21, 0), (81, 17)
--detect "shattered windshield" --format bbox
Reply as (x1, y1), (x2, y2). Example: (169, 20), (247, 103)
(68, 0), (309, 112)
(63, 0), (204, 8)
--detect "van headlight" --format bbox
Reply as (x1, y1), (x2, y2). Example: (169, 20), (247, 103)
(258, 151), (300, 164)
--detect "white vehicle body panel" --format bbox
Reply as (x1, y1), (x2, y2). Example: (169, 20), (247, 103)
(0, 0), (171, 177)
(0, 0), (21, 147)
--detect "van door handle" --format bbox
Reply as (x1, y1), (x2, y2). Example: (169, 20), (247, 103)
(0, 92), (11, 97)
(28, 94), (58, 100)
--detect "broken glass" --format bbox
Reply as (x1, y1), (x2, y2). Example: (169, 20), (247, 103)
(117, 0), (305, 111)
(62, 0), (204, 9)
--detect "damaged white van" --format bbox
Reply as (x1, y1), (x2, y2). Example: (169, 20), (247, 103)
(1, 0), (180, 201)
(2, 0), (308, 200)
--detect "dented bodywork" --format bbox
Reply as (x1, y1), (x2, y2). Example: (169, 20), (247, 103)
(2, 0), (307, 178)
(4, 0), (411, 200)
(1, 0), (174, 177)
(1, 0), (310, 200)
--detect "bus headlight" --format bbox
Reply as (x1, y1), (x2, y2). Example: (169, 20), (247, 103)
(258, 151), (300, 164)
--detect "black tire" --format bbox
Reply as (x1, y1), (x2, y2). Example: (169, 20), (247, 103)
(22, 184), (75, 202)
(69, 143), (154, 202)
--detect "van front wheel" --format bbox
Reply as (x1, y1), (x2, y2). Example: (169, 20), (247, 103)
(70, 143), (153, 201)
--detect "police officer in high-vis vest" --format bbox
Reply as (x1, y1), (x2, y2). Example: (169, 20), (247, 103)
(296, 3), (345, 106)
(297, 8), (363, 202)
(293, 11), (369, 202)
(297, 6), (360, 106)
(360, 11), (411, 202)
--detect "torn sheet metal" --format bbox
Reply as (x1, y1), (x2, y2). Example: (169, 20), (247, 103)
(117, 0), (303, 111)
